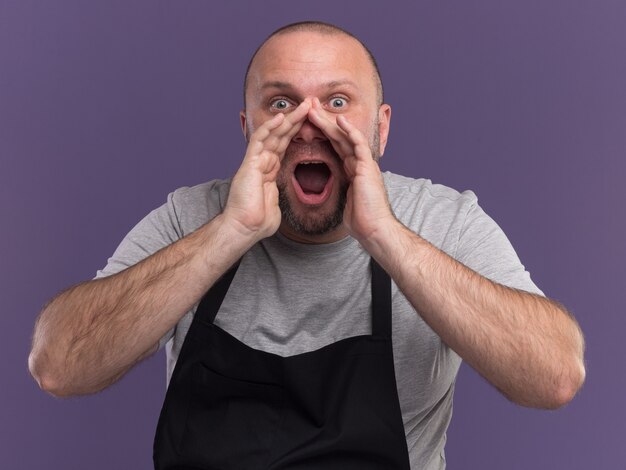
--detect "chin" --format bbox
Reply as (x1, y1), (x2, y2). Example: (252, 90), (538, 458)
(278, 183), (347, 237)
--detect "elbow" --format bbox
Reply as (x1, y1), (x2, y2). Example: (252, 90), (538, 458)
(29, 307), (72, 397)
(540, 358), (586, 410)
(511, 357), (587, 410)
(28, 348), (75, 398)
(552, 358), (586, 409)
(28, 350), (56, 396)
(29, 305), (88, 398)
(543, 315), (587, 409)
(551, 328), (587, 409)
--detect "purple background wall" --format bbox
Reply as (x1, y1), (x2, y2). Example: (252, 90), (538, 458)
(2, 1), (624, 468)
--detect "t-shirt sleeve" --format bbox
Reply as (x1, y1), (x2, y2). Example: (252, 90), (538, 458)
(453, 195), (546, 297)
(93, 190), (185, 349)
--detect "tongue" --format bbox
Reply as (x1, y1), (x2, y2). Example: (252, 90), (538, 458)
(295, 163), (330, 194)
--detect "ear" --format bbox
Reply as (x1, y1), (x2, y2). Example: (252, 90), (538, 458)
(239, 110), (248, 140)
(377, 104), (392, 157)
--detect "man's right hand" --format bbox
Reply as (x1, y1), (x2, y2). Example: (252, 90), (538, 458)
(28, 99), (306, 396)
(223, 99), (311, 243)
(28, 101), (312, 397)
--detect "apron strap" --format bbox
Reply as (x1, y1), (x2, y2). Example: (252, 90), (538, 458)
(370, 258), (392, 339)
(194, 260), (241, 325)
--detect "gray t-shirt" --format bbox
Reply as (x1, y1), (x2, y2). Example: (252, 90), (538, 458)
(95, 171), (544, 469)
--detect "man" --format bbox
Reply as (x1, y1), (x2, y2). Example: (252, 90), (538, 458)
(29, 21), (585, 469)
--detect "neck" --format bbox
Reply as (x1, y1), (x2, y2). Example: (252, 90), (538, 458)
(278, 223), (350, 245)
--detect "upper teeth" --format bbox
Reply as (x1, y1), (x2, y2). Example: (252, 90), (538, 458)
(300, 161), (323, 165)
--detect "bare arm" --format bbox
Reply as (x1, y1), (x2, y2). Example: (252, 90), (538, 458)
(308, 102), (586, 409)
(29, 101), (312, 397)
(363, 221), (586, 409)
(29, 214), (253, 397)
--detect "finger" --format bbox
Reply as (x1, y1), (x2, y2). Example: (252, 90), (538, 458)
(266, 100), (312, 157)
(248, 100), (310, 156)
(336, 115), (373, 162)
(249, 113), (286, 145)
(306, 99), (355, 159)
(271, 99), (311, 143)
(284, 99), (312, 128)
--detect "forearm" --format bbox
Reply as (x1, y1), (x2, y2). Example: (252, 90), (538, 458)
(362, 220), (586, 409)
(29, 213), (254, 397)
(29, 101), (315, 398)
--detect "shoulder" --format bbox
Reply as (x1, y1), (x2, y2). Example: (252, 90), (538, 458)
(167, 178), (232, 236)
(169, 178), (232, 210)
(383, 171), (476, 203)
(382, 171), (478, 226)
(92, 178), (232, 280)
(382, 171), (485, 257)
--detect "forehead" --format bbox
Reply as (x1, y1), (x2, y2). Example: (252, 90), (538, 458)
(247, 31), (377, 100)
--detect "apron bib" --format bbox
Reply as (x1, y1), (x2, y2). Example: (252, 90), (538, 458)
(154, 258), (411, 469)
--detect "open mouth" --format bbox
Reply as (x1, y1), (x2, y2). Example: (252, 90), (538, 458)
(292, 161), (333, 205)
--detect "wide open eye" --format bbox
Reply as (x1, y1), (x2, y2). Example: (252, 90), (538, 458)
(329, 97), (347, 109)
(270, 98), (293, 111)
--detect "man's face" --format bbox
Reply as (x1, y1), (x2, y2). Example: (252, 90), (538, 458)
(242, 31), (391, 243)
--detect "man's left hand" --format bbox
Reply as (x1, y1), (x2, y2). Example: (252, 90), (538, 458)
(307, 98), (396, 242)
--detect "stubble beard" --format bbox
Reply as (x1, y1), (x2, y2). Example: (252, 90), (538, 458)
(278, 173), (348, 236)
(277, 127), (381, 237)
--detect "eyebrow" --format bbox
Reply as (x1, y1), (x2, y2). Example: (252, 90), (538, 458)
(260, 80), (359, 92)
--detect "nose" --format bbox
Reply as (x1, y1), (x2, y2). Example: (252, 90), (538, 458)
(292, 118), (327, 144)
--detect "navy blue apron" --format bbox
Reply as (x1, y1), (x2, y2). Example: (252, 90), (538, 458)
(154, 258), (411, 469)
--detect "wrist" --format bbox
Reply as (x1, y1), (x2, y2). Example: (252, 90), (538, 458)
(220, 211), (276, 246)
(356, 215), (406, 258)
(357, 216), (430, 287)
(211, 213), (262, 250)
(192, 214), (260, 274)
